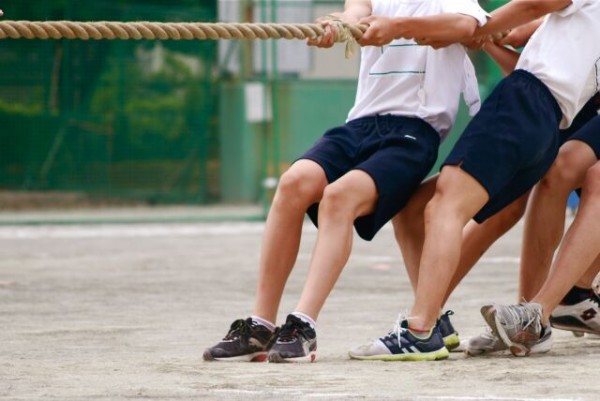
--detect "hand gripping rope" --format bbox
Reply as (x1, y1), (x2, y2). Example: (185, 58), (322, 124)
(0, 20), (367, 58)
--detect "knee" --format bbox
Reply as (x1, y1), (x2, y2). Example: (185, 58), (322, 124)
(423, 181), (470, 225)
(275, 169), (322, 207)
(539, 150), (584, 194)
(318, 182), (355, 218)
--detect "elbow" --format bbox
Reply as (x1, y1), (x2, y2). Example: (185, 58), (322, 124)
(456, 17), (478, 42)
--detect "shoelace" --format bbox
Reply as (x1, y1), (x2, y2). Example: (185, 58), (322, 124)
(223, 319), (252, 341)
(393, 314), (410, 344)
(278, 320), (300, 343)
(501, 304), (541, 332)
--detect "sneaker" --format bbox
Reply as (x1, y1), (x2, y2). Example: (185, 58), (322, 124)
(465, 326), (552, 356)
(481, 303), (550, 357)
(267, 314), (317, 363)
(348, 315), (450, 361)
(203, 318), (277, 362)
(550, 293), (600, 335)
(438, 310), (460, 351)
(464, 327), (508, 356)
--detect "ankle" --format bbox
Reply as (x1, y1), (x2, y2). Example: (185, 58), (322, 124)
(250, 315), (276, 332)
(561, 286), (595, 305)
(291, 311), (317, 329)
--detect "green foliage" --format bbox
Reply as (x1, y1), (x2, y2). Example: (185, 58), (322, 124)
(90, 42), (213, 159)
(0, 98), (44, 116)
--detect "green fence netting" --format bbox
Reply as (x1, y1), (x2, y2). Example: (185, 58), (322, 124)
(0, 0), (218, 204)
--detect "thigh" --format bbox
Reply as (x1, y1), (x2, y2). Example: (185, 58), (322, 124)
(299, 120), (367, 183)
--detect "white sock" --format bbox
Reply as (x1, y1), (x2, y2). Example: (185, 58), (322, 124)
(250, 315), (276, 332)
(292, 311), (316, 329)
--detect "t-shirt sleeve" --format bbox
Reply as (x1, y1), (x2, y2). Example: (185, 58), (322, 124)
(441, 0), (490, 27)
(555, 0), (588, 17)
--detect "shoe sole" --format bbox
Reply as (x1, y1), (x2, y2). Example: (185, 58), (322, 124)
(267, 351), (316, 363)
(550, 316), (600, 336)
(464, 343), (508, 356)
(443, 334), (461, 352)
(348, 348), (449, 362)
(203, 349), (268, 362)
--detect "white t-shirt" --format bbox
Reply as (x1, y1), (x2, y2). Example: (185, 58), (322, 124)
(346, 0), (488, 140)
(517, 0), (600, 129)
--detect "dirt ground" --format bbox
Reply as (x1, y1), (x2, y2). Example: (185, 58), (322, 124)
(1, 211), (599, 401)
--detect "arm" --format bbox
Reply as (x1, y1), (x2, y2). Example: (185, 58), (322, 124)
(307, 0), (371, 48)
(482, 41), (521, 75)
(497, 17), (544, 48)
(336, 0), (372, 24)
(476, 0), (572, 38)
(358, 13), (478, 47)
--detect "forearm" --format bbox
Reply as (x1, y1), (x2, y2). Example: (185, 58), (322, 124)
(477, 0), (572, 37)
(392, 13), (478, 42)
(337, 0), (372, 24)
(483, 41), (520, 76)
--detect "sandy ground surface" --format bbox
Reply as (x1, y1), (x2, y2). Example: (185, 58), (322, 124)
(1, 212), (599, 401)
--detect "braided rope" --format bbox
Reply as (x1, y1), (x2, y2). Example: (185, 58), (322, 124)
(0, 20), (366, 42)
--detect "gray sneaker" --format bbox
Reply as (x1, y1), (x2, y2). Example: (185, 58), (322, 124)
(464, 327), (507, 356)
(465, 326), (552, 356)
(481, 302), (550, 357)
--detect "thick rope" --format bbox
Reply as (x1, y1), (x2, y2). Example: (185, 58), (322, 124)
(0, 20), (366, 42)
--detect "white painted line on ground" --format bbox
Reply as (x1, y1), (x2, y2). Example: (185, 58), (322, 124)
(210, 389), (580, 401)
(298, 254), (520, 265)
(0, 223), (268, 239)
(417, 397), (581, 401)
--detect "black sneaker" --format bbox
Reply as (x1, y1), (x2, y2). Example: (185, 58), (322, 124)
(268, 314), (317, 363)
(550, 292), (600, 335)
(438, 310), (460, 351)
(203, 318), (277, 362)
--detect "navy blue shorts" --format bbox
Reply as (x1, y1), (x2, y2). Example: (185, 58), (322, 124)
(559, 93), (600, 144)
(568, 115), (600, 159)
(300, 115), (440, 241)
(559, 95), (600, 197)
(444, 70), (562, 223)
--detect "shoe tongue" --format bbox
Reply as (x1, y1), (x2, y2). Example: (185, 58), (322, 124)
(400, 319), (410, 330)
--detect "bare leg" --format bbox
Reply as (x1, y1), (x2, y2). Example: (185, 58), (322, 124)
(393, 175), (438, 293)
(444, 192), (529, 304)
(534, 162), (600, 322)
(520, 141), (597, 300)
(410, 166), (489, 330)
(253, 160), (328, 323)
(295, 170), (378, 320)
(575, 260), (600, 288)
(394, 178), (528, 302)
